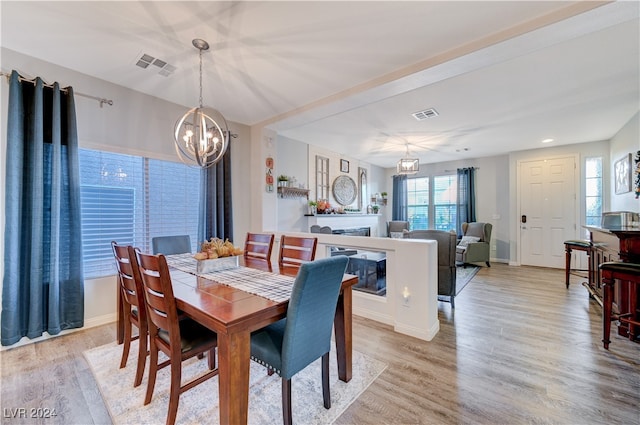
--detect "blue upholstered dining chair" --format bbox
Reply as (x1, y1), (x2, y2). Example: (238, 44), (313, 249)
(250, 255), (349, 425)
(151, 235), (192, 255)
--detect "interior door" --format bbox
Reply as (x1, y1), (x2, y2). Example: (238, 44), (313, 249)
(519, 156), (577, 268)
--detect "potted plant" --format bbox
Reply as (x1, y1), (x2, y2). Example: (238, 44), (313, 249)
(372, 205), (380, 214)
(381, 192), (387, 200)
(277, 175), (289, 187)
(308, 200), (317, 215)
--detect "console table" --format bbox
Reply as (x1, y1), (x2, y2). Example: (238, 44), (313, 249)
(585, 225), (640, 340)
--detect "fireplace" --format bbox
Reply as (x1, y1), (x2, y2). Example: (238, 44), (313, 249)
(332, 227), (370, 237)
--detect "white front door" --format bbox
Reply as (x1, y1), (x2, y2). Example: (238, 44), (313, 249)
(519, 156), (578, 268)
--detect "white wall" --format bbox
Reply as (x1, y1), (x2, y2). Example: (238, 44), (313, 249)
(272, 136), (387, 234)
(275, 135), (310, 232)
(271, 232), (440, 341)
(609, 111), (639, 212)
(0, 48), (254, 342)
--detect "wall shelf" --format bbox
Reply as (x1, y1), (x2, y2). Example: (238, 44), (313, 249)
(278, 186), (309, 199)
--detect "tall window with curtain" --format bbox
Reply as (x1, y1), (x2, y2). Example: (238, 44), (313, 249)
(2, 71), (84, 346)
(456, 167), (476, 237)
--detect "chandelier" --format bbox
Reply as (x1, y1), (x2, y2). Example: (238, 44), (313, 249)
(397, 143), (419, 175)
(174, 39), (229, 168)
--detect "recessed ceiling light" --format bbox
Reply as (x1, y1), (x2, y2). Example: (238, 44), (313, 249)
(541, 138), (554, 144)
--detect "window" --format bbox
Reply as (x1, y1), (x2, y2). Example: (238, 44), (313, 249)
(79, 149), (202, 278)
(585, 157), (603, 227)
(316, 155), (329, 200)
(407, 175), (457, 230)
(433, 175), (457, 231)
(407, 177), (429, 230)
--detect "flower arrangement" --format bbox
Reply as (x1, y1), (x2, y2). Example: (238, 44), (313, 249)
(193, 237), (243, 260)
(316, 199), (331, 214)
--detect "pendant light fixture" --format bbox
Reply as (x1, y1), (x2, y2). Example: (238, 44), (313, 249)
(397, 143), (419, 175)
(174, 39), (229, 168)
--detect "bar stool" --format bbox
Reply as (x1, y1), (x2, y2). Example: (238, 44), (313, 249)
(599, 261), (640, 349)
(564, 239), (592, 288)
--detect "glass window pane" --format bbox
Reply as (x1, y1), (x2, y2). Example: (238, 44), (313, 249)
(407, 177), (429, 230)
(584, 157), (603, 229)
(79, 149), (202, 279)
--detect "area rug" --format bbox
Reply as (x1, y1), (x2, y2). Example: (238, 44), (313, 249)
(84, 340), (386, 425)
(455, 265), (480, 295)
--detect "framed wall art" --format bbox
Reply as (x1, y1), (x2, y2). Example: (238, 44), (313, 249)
(614, 153), (632, 195)
(340, 159), (349, 173)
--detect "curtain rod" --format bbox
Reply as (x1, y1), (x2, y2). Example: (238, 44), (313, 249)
(1, 71), (114, 108)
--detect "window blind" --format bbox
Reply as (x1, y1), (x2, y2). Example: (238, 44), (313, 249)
(79, 149), (202, 278)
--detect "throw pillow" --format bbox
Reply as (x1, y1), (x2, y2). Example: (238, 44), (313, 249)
(457, 235), (480, 248)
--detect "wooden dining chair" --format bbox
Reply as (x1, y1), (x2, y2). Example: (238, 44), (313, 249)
(111, 241), (148, 388)
(250, 256), (349, 425)
(135, 250), (218, 425)
(151, 235), (192, 255)
(278, 235), (318, 267)
(244, 232), (275, 261)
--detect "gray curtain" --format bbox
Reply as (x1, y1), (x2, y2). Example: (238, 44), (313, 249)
(392, 174), (408, 221)
(456, 167), (476, 237)
(198, 137), (233, 242)
(2, 71), (84, 346)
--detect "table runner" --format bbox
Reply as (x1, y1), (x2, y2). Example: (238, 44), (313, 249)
(165, 253), (295, 303)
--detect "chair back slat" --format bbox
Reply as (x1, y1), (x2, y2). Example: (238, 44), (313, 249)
(278, 236), (317, 267)
(244, 232), (275, 261)
(136, 251), (180, 341)
(112, 242), (145, 312)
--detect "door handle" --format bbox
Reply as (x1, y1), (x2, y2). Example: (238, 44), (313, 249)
(521, 215), (527, 223)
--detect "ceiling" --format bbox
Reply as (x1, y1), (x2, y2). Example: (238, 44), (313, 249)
(1, 1), (638, 168)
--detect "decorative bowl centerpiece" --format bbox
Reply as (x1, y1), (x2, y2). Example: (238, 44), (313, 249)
(193, 237), (243, 273)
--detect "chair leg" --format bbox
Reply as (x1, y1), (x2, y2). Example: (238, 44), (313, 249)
(450, 295), (455, 309)
(133, 328), (147, 387)
(486, 261), (491, 267)
(322, 352), (331, 409)
(166, 358), (182, 425)
(282, 378), (293, 425)
(120, 320), (132, 369)
(144, 341), (159, 405)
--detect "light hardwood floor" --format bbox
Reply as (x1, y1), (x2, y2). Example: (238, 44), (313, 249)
(1, 263), (639, 424)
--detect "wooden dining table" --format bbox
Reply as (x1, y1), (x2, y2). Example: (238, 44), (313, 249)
(116, 256), (358, 425)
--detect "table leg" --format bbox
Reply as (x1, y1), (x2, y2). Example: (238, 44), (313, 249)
(334, 287), (353, 382)
(603, 276), (613, 349)
(217, 331), (251, 425)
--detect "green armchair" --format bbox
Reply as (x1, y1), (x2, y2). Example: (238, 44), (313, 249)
(456, 222), (492, 267)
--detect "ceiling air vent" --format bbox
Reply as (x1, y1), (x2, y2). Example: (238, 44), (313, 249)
(412, 108), (439, 121)
(134, 53), (176, 77)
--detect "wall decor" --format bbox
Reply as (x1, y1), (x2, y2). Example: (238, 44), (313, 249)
(265, 157), (274, 193)
(634, 150), (640, 199)
(332, 175), (357, 206)
(340, 159), (349, 173)
(614, 153), (632, 194)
